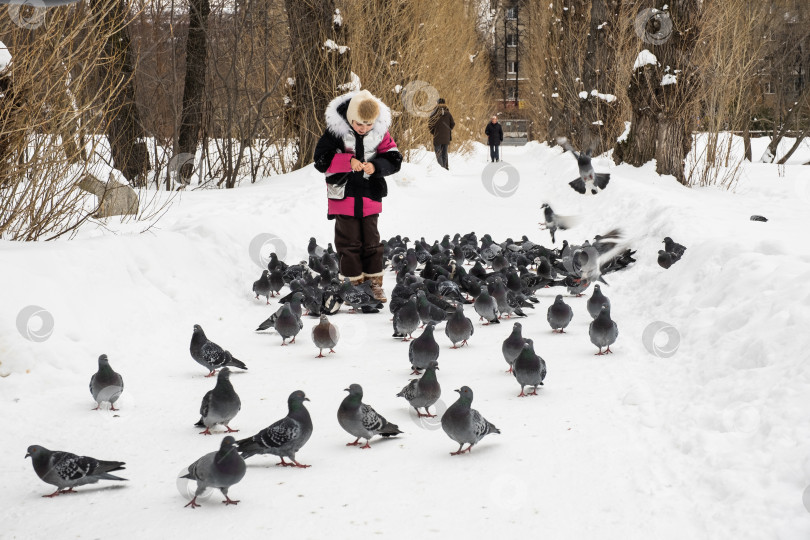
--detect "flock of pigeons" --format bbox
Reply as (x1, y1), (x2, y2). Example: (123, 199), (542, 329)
(25, 144), (690, 507)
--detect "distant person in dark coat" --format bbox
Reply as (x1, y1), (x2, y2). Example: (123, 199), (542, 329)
(485, 116), (503, 162)
(428, 98), (455, 170)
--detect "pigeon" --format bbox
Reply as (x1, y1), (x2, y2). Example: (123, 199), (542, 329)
(540, 203), (580, 243)
(89, 354), (124, 411)
(267, 252), (288, 273)
(415, 290), (447, 327)
(256, 292), (304, 331)
(473, 288), (499, 324)
(444, 303), (474, 348)
(441, 386), (500, 455)
(180, 436), (246, 508)
(512, 339), (547, 397)
(663, 237), (686, 259)
(657, 250), (675, 269)
(268, 268), (285, 297)
(397, 360), (441, 417)
(557, 137), (610, 194)
(750, 215), (768, 222)
(253, 270), (272, 304)
(307, 237), (325, 259)
(337, 384), (402, 449)
(339, 278), (383, 313)
(236, 390), (313, 468)
(274, 302), (303, 345)
(392, 295), (420, 341)
(489, 278), (526, 319)
(190, 325), (248, 377)
(195, 368), (241, 435)
(409, 322), (440, 374)
(586, 284), (610, 319)
(311, 314), (339, 357)
(501, 322), (525, 373)
(589, 304), (618, 355)
(25, 445), (127, 498)
(547, 295), (573, 333)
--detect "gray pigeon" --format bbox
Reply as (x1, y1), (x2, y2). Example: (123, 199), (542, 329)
(547, 295), (573, 333)
(311, 314), (339, 357)
(473, 288), (499, 325)
(256, 292), (304, 331)
(489, 278), (526, 319)
(89, 354), (124, 411)
(557, 137), (610, 194)
(586, 284), (610, 319)
(416, 290), (447, 327)
(663, 237), (686, 259)
(190, 325), (248, 377)
(589, 304), (618, 355)
(195, 368), (241, 435)
(444, 303), (474, 348)
(512, 339), (547, 397)
(540, 203), (580, 244)
(441, 386), (500, 455)
(393, 295), (420, 341)
(657, 250), (675, 269)
(409, 322), (440, 374)
(236, 390), (313, 468)
(253, 270), (272, 304)
(501, 322), (525, 373)
(337, 384), (402, 448)
(397, 360), (441, 417)
(180, 436), (246, 508)
(274, 302), (303, 345)
(25, 445), (127, 498)
(268, 268), (285, 297)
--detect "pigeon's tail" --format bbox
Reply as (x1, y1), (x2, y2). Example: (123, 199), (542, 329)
(594, 172), (610, 190)
(194, 417), (205, 428)
(379, 422), (403, 437)
(235, 437), (260, 459)
(514, 307), (527, 317)
(227, 357), (248, 371)
(97, 472), (128, 481)
(256, 316), (275, 332)
(569, 178), (586, 194)
(97, 460), (126, 474)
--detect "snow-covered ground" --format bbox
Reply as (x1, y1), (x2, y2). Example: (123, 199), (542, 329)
(2, 138), (809, 539)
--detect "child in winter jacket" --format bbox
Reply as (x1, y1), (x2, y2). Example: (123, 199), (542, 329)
(313, 89), (402, 303)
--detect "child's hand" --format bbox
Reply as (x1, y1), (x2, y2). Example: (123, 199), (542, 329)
(350, 157), (364, 172)
(362, 162), (376, 175)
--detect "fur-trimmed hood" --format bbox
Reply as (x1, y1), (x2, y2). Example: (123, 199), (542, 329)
(325, 90), (392, 141)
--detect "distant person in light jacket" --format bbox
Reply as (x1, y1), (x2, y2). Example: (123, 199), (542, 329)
(485, 116), (503, 162)
(428, 98), (455, 170)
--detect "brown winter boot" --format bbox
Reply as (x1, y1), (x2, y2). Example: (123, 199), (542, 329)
(366, 274), (387, 303)
(348, 275), (365, 287)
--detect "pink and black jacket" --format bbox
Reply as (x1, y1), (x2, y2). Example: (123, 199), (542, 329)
(313, 91), (402, 219)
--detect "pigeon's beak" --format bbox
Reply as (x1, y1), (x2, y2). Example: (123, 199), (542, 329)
(25, 452), (30, 459)
(304, 397), (311, 402)
(343, 388), (349, 392)
(454, 388), (460, 394)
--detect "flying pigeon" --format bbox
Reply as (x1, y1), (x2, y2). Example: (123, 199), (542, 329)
(180, 436), (246, 508)
(540, 203), (580, 244)
(397, 360), (441, 417)
(236, 390), (313, 468)
(547, 295), (573, 333)
(25, 445), (127, 498)
(409, 322), (440, 374)
(586, 284), (610, 319)
(337, 384), (402, 449)
(253, 270), (272, 304)
(441, 386), (500, 455)
(557, 137), (610, 194)
(190, 325), (248, 377)
(589, 304), (618, 355)
(311, 314), (339, 357)
(195, 368), (241, 435)
(512, 339), (547, 397)
(89, 354), (124, 411)
(501, 322), (525, 373)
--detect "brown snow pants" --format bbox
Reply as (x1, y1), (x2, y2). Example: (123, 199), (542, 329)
(334, 214), (384, 279)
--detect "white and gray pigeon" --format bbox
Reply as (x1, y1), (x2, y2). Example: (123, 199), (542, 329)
(540, 203), (581, 244)
(409, 322), (440, 374)
(180, 436), (246, 508)
(441, 386), (500, 455)
(253, 270), (272, 304)
(236, 390), (313, 468)
(25, 445), (127, 498)
(274, 302), (303, 345)
(589, 304), (618, 355)
(557, 137), (610, 194)
(195, 368), (241, 435)
(547, 295), (574, 333)
(444, 303), (474, 348)
(397, 360), (441, 417)
(311, 314), (339, 357)
(501, 322), (525, 373)
(586, 284), (611, 319)
(89, 354), (124, 411)
(337, 384), (402, 449)
(190, 324), (248, 377)
(392, 295), (420, 340)
(473, 288), (499, 325)
(512, 339), (547, 397)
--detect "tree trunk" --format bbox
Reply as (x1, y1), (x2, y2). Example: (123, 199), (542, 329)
(90, 0), (148, 187)
(615, 97), (657, 166)
(776, 130), (808, 164)
(743, 120), (752, 161)
(177, 0), (210, 185)
(655, 116), (690, 184)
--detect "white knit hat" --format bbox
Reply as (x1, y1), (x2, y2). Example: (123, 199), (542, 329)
(346, 90), (380, 125)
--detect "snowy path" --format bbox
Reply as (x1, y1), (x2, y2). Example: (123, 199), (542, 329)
(1, 141), (809, 539)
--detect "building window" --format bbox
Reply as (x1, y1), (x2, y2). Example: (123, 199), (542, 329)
(506, 6), (517, 19)
(506, 33), (517, 47)
(507, 61), (518, 74)
(507, 86), (517, 100)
